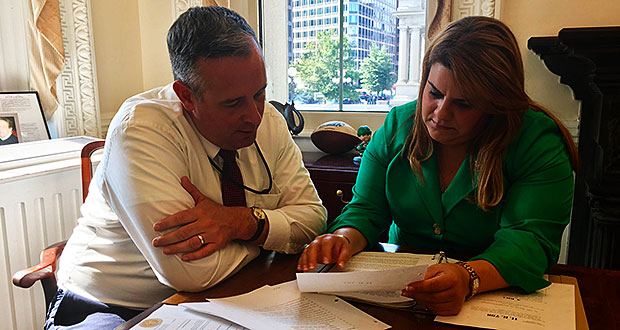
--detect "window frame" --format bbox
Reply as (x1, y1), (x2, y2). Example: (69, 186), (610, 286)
(261, 0), (502, 140)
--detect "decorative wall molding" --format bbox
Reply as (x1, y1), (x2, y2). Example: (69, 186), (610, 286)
(452, 0), (500, 20)
(174, 0), (203, 19)
(56, 0), (101, 138)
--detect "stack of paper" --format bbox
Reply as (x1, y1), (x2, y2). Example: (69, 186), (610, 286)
(180, 280), (389, 330)
(130, 304), (248, 330)
(296, 251), (447, 308)
(435, 283), (576, 330)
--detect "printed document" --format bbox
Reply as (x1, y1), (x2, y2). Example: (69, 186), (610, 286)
(129, 304), (248, 330)
(181, 280), (389, 330)
(296, 251), (450, 307)
(435, 282), (575, 330)
(296, 252), (433, 292)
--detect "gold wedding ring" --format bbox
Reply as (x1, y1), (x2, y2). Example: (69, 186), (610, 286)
(197, 234), (206, 246)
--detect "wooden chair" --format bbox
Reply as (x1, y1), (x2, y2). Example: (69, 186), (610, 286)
(12, 140), (105, 310)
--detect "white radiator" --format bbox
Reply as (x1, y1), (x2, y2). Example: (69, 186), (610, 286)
(0, 137), (101, 330)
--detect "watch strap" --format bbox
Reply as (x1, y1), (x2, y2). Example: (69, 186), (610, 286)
(247, 207), (266, 241)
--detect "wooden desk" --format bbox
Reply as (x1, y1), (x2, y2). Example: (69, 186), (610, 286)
(120, 244), (620, 330)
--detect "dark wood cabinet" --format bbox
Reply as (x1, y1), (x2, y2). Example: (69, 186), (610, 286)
(303, 152), (359, 225)
(529, 27), (620, 269)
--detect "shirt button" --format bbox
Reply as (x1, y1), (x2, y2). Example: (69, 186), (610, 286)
(433, 223), (442, 235)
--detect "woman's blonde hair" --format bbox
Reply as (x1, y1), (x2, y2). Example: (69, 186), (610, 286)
(402, 16), (579, 211)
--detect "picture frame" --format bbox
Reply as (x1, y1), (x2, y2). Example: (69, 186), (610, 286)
(0, 91), (51, 146)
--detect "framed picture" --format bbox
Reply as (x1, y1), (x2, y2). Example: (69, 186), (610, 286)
(0, 92), (50, 146)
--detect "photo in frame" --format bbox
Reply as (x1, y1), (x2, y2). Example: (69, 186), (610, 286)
(0, 91), (50, 145)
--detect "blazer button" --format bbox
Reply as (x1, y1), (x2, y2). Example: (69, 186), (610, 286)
(433, 223), (442, 235)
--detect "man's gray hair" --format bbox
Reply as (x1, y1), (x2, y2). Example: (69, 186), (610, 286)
(167, 6), (259, 98)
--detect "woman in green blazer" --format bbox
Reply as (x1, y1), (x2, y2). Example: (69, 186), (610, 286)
(298, 16), (579, 316)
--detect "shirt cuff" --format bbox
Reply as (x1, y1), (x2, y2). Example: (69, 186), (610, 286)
(262, 209), (302, 253)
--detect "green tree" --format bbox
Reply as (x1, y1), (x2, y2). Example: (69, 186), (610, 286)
(360, 45), (396, 95)
(294, 30), (358, 102)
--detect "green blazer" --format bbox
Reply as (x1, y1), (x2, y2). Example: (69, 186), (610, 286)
(329, 101), (574, 292)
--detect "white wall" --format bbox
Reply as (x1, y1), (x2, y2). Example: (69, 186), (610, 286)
(502, 0), (620, 123)
(89, 0), (620, 131)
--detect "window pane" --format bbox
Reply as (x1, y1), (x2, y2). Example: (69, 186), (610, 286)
(287, 0), (425, 111)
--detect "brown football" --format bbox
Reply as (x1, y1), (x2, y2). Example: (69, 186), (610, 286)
(311, 121), (361, 154)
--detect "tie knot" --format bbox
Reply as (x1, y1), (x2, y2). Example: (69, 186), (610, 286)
(218, 149), (237, 163)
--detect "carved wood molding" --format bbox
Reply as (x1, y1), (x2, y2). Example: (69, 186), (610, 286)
(57, 0), (100, 138)
(529, 27), (620, 269)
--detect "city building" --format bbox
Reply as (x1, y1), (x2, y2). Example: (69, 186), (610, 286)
(290, 0), (399, 70)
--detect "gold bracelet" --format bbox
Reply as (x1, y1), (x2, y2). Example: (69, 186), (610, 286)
(456, 261), (480, 300)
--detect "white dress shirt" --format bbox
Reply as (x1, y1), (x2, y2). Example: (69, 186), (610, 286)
(57, 83), (326, 309)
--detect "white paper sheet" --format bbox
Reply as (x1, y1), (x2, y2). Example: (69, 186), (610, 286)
(181, 280), (389, 330)
(331, 290), (413, 305)
(296, 264), (428, 292)
(339, 251), (439, 271)
(129, 304), (248, 330)
(435, 283), (576, 330)
(314, 252), (439, 304)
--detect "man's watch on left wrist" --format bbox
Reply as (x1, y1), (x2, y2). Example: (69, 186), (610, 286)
(247, 207), (267, 241)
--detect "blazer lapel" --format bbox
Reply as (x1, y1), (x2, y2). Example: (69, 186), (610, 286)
(441, 154), (476, 216)
(415, 152), (444, 223)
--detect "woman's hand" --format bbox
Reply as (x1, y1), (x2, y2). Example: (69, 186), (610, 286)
(297, 234), (353, 272)
(401, 263), (470, 315)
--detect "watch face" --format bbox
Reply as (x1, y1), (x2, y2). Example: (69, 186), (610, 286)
(253, 208), (266, 220)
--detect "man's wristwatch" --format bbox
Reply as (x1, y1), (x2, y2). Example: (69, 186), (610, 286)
(247, 207), (267, 241)
(457, 261), (480, 300)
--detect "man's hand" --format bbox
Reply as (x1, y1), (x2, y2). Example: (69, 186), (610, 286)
(152, 176), (255, 261)
(400, 263), (470, 315)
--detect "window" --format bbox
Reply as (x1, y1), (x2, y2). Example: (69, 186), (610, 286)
(264, 1), (426, 115)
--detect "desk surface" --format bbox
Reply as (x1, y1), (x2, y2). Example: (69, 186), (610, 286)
(121, 244), (620, 330)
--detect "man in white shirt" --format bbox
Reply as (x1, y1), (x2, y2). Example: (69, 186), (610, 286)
(47, 7), (326, 330)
